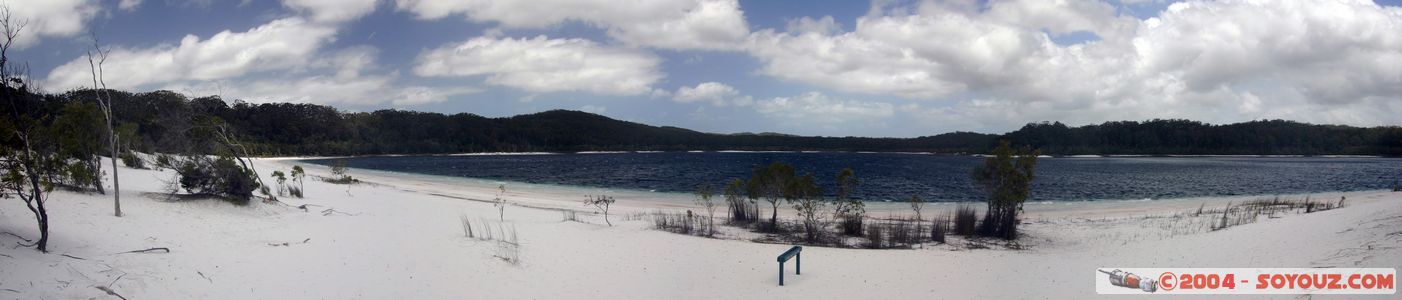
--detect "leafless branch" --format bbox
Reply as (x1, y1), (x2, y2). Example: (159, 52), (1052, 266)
(117, 247), (170, 254)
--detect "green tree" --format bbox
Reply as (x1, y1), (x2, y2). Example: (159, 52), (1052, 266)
(751, 161), (795, 230)
(832, 168), (864, 235)
(48, 102), (105, 193)
(788, 173), (825, 242)
(907, 195), (924, 221)
(271, 170), (287, 196)
(970, 140), (1040, 240)
(289, 165), (306, 197)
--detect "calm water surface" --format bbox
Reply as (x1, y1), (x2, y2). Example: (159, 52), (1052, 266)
(306, 153), (1402, 202)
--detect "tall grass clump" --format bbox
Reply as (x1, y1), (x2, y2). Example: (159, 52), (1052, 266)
(723, 178), (758, 224)
(651, 210), (713, 236)
(953, 204), (979, 236)
(459, 217), (521, 264)
(864, 223), (886, 249)
(561, 210), (581, 223)
(931, 213), (950, 243)
(889, 219), (919, 246)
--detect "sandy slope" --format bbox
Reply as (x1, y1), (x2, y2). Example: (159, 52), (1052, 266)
(1, 158), (1398, 299)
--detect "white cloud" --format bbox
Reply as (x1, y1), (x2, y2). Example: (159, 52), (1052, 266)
(786, 16), (841, 35)
(2, 0), (101, 48)
(673, 82), (752, 106)
(282, 0), (380, 23)
(119, 0), (143, 11)
(45, 18), (338, 91)
(746, 0), (1402, 131)
(164, 46), (478, 107)
(413, 35), (663, 96)
(755, 92), (894, 130)
(393, 0), (749, 50)
(981, 0), (1136, 40)
(208, 76), (478, 107)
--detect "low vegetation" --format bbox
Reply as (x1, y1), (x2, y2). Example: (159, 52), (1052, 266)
(493, 184), (507, 221)
(723, 178), (758, 225)
(931, 213), (951, 243)
(953, 204), (979, 236)
(584, 194), (616, 226)
(288, 165), (305, 198)
(171, 155), (261, 204)
(833, 168), (865, 236)
(1211, 196), (1347, 231)
(634, 150), (1047, 249)
(323, 159), (356, 184)
(120, 150), (145, 169)
(651, 210), (715, 237)
(693, 183), (719, 236)
(459, 216), (521, 264)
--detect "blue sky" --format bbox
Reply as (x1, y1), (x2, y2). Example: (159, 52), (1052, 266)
(9, 0), (1402, 137)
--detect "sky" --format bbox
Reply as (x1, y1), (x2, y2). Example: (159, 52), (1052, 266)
(6, 0), (1402, 137)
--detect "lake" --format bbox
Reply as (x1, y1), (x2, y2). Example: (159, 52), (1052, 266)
(305, 153), (1402, 202)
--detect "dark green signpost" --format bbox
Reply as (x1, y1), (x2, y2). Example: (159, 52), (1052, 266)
(777, 246), (802, 286)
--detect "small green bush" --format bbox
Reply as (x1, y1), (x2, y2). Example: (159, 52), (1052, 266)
(120, 151), (145, 169)
(324, 159), (356, 184)
(176, 156), (260, 204)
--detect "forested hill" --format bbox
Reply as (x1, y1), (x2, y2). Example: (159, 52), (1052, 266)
(6, 88), (1402, 156)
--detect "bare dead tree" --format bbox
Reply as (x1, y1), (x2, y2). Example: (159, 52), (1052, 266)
(87, 33), (122, 217)
(1, 7), (53, 252)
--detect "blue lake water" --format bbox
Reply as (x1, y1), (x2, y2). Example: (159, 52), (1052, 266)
(305, 153), (1402, 202)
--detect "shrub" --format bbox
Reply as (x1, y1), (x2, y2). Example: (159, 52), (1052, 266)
(694, 183), (718, 236)
(789, 173), (826, 242)
(584, 194), (616, 226)
(979, 208), (1018, 239)
(324, 159), (356, 184)
(953, 204), (979, 236)
(907, 195), (925, 221)
(175, 155), (260, 204)
(154, 154), (175, 170)
(833, 168), (865, 236)
(289, 165), (306, 198)
(120, 151), (145, 169)
(271, 170), (288, 196)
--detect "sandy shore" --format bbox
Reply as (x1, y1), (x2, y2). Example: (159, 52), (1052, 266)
(1, 158), (1398, 299)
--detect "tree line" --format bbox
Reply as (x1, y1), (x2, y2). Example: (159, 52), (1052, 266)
(4, 89), (1400, 157)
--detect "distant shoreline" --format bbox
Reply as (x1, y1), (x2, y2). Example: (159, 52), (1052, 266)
(271, 158), (1397, 210)
(284, 151), (1393, 159)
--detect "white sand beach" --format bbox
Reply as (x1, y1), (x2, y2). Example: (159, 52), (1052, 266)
(2, 158), (1399, 299)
